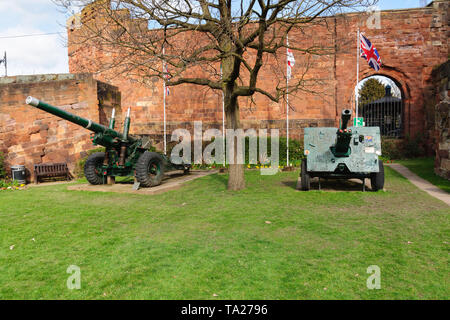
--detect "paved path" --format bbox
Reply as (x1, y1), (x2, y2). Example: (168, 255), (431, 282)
(387, 163), (450, 206)
(67, 170), (218, 195)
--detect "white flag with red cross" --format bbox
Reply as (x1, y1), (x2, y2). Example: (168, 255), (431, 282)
(286, 47), (295, 80)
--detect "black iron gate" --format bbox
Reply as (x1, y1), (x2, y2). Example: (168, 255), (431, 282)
(361, 85), (403, 138)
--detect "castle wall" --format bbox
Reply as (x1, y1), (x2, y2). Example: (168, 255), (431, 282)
(432, 60), (450, 179)
(0, 73), (120, 178)
(67, 1), (449, 150)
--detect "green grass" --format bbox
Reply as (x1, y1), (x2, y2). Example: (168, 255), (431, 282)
(0, 168), (448, 299)
(397, 157), (450, 193)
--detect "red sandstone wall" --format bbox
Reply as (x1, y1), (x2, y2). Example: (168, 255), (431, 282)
(431, 60), (450, 179)
(336, 2), (449, 141)
(67, 1), (449, 149)
(0, 74), (119, 179)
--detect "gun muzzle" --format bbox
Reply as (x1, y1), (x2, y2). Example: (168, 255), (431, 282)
(25, 96), (40, 107)
(341, 109), (351, 130)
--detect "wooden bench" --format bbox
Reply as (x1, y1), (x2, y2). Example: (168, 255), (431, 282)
(34, 163), (73, 184)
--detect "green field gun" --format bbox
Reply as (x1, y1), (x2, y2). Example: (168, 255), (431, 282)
(300, 108), (384, 192)
(26, 96), (190, 187)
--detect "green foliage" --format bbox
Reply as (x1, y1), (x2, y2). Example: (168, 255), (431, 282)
(168, 136), (303, 166)
(402, 133), (425, 159)
(358, 78), (386, 109)
(74, 147), (106, 178)
(265, 136), (304, 166)
(0, 152), (6, 179)
(0, 179), (20, 190)
(381, 134), (426, 160)
(381, 138), (404, 160)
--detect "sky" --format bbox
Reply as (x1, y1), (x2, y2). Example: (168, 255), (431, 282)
(0, 0), (432, 77)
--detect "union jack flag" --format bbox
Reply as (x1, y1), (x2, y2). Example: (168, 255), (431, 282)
(360, 33), (381, 72)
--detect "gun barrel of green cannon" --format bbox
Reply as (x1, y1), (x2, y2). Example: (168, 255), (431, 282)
(118, 108), (131, 166)
(25, 96), (136, 143)
(109, 108), (116, 130)
(122, 108), (131, 141)
(340, 109), (352, 130)
(333, 109), (352, 156)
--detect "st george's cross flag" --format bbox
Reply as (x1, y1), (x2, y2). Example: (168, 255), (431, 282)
(286, 47), (295, 80)
(164, 63), (171, 96)
(360, 33), (382, 71)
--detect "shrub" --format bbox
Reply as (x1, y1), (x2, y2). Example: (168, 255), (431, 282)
(0, 179), (21, 190)
(167, 135), (303, 166)
(74, 147), (106, 178)
(381, 134), (426, 160)
(381, 138), (404, 160)
(0, 151), (6, 179)
(77, 136), (304, 173)
(402, 133), (425, 158)
(278, 136), (304, 166)
(256, 136), (303, 166)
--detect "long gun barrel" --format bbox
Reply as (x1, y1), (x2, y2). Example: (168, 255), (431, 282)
(332, 109), (353, 157)
(25, 96), (136, 144)
(340, 109), (351, 130)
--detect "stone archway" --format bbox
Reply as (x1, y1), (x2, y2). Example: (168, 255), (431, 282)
(358, 75), (403, 137)
(347, 68), (413, 137)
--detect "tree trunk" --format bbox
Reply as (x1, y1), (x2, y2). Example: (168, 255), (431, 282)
(225, 95), (245, 191)
(228, 162), (245, 190)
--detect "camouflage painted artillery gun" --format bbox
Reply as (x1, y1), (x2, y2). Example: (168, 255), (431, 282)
(25, 97), (190, 187)
(300, 109), (384, 191)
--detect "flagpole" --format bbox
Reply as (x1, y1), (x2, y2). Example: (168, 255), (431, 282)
(163, 47), (167, 155)
(356, 28), (360, 120)
(286, 35), (290, 167)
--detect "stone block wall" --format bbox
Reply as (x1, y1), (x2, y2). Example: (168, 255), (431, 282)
(0, 73), (121, 180)
(67, 0), (449, 150)
(433, 60), (450, 179)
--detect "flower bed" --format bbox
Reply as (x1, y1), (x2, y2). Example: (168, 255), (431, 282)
(0, 179), (26, 191)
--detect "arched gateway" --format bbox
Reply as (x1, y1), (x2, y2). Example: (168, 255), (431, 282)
(356, 75), (405, 138)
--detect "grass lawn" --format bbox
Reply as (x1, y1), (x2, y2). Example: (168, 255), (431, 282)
(0, 168), (448, 299)
(397, 157), (450, 193)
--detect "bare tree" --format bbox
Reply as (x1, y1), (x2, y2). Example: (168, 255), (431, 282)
(57, 0), (375, 190)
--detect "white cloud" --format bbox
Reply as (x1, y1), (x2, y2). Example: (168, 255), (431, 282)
(0, 0), (69, 76)
(0, 27), (68, 76)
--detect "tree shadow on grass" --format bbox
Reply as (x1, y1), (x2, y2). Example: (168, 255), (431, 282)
(208, 173), (228, 188)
